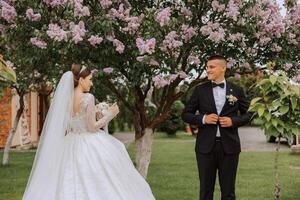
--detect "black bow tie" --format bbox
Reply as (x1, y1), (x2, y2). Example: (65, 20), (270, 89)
(212, 82), (225, 88)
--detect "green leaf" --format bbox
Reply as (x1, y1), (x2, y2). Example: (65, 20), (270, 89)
(265, 126), (280, 137)
(277, 127), (284, 134)
(265, 121), (272, 129)
(252, 118), (264, 125)
(258, 79), (270, 87)
(271, 119), (278, 127)
(279, 106), (289, 115)
(291, 97), (297, 111)
(265, 112), (271, 121)
(258, 107), (265, 117)
(292, 127), (300, 135)
(270, 75), (277, 85)
(250, 97), (262, 106)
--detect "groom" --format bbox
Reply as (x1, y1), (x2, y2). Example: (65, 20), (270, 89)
(181, 55), (252, 200)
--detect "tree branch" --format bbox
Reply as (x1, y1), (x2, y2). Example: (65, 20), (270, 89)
(103, 76), (135, 112)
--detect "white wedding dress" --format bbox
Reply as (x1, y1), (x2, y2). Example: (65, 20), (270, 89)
(22, 72), (155, 200)
(55, 93), (154, 200)
(55, 93), (155, 200)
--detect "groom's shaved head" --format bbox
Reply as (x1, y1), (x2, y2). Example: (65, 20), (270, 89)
(206, 55), (227, 82)
(207, 55), (227, 63)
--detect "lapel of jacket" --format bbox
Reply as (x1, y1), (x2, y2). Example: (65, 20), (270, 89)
(220, 80), (232, 115)
(207, 82), (218, 114)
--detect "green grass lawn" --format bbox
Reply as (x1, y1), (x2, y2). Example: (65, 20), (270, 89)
(1, 133), (300, 200)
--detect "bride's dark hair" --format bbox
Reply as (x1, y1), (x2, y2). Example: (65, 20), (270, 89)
(71, 63), (92, 87)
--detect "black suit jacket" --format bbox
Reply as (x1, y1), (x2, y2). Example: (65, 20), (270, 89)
(181, 81), (252, 154)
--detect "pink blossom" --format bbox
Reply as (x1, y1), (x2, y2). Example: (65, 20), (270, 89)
(284, 63), (293, 70)
(59, 19), (69, 29)
(237, 18), (246, 26)
(181, 6), (192, 17)
(1, 0), (13, 4)
(69, 21), (86, 44)
(0, 1), (17, 23)
(160, 31), (183, 51)
(188, 55), (200, 65)
(258, 36), (272, 46)
(103, 67), (113, 74)
(149, 59), (159, 66)
(234, 73), (241, 79)
(287, 33), (298, 45)
(256, 1), (285, 39)
(200, 25), (212, 36)
(208, 28), (225, 43)
(227, 59), (237, 68)
(240, 62), (250, 69)
(30, 37), (47, 49)
(43, 0), (67, 8)
(246, 48), (258, 56)
(46, 23), (68, 42)
(200, 22), (225, 43)
(178, 71), (188, 79)
(169, 74), (178, 82)
(74, 0), (90, 17)
(136, 37), (156, 55)
(0, 24), (6, 34)
(26, 8), (41, 21)
(225, 0), (240, 21)
(286, 4), (300, 26)
(293, 71), (300, 82)
(107, 4), (130, 21)
(136, 56), (144, 62)
(112, 39), (125, 54)
(155, 7), (171, 27)
(153, 75), (170, 88)
(181, 25), (197, 42)
(122, 16), (142, 33)
(99, 0), (112, 9)
(271, 43), (282, 52)
(212, 0), (225, 12)
(88, 35), (103, 47)
(228, 33), (244, 42)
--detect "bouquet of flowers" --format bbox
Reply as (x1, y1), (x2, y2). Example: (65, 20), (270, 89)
(95, 102), (110, 120)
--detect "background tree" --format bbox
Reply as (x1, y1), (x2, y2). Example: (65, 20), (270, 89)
(249, 68), (300, 200)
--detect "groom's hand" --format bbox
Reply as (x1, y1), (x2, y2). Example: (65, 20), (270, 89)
(219, 117), (233, 127)
(204, 114), (219, 124)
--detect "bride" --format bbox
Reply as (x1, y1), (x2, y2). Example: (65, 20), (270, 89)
(22, 64), (156, 200)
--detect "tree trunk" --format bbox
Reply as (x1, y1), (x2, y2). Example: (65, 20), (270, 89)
(274, 137), (281, 200)
(135, 128), (154, 178)
(2, 94), (24, 165)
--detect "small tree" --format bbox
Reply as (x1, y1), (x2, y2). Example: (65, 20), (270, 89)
(249, 70), (300, 200)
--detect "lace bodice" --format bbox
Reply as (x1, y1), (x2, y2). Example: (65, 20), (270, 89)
(68, 93), (114, 134)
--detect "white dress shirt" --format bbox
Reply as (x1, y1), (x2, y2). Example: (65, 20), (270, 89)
(202, 80), (226, 137)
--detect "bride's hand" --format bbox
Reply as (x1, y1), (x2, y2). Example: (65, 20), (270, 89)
(109, 103), (119, 116)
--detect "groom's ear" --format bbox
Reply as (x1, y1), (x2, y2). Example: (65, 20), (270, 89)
(222, 64), (227, 72)
(219, 60), (227, 72)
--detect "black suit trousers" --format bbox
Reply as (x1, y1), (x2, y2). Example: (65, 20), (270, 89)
(196, 140), (239, 200)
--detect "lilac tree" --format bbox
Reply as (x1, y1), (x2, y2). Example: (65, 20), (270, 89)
(1, 0), (300, 177)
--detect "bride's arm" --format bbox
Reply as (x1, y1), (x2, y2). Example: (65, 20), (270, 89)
(86, 94), (114, 132)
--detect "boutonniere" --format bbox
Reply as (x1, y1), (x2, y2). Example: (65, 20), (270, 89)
(226, 94), (238, 106)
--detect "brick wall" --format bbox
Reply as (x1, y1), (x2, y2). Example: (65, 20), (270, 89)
(0, 88), (12, 148)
